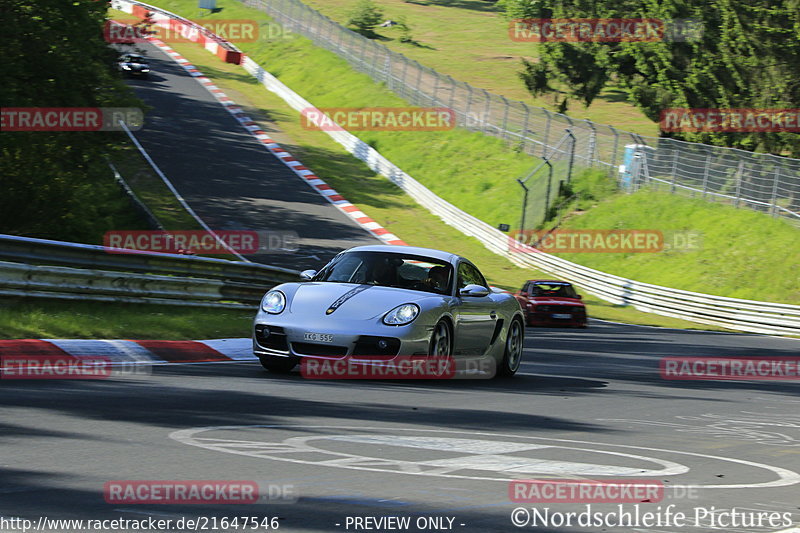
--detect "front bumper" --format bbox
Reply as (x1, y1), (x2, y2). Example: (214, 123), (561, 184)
(252, 319), (433, 360)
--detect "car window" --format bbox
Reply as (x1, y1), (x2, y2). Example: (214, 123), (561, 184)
(457, 262), (487, 290)
(533, 283), (577, 298)
(316, 251), (452, 294)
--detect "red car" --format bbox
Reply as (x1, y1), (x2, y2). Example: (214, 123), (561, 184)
(514, 280), (587, 328)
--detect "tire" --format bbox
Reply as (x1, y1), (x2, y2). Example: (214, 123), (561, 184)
(428, 319), (452, 356)
(496, 317), (524, 378)
(258, 355), (298, 373)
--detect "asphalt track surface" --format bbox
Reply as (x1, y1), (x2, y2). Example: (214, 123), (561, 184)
(1, 322), (799, 532)
(3, 42), (799, 533)
(119, 41), (379, 271)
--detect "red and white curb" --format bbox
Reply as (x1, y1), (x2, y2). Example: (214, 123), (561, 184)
(0, 338), (255, 366)
(143, 35), (406, 247)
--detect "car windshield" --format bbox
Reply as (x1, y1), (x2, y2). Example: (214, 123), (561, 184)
(123, 56), (146, 64)
(316, 251), (453, 295)
(531, 283), (578, 298)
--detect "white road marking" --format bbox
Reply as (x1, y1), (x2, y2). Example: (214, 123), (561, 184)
(170, 425), (799, 488)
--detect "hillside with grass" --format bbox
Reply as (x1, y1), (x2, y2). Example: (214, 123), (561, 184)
(301, 0), (659, 135)
(139, 0), (798, 309)
(550, 184), (800, 304)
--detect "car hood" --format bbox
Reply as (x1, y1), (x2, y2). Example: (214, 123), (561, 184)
(289, 283), (431, 320)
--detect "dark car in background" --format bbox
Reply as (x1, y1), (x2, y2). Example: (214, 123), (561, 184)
(117, 53), (150, 78)
(514, 280), (587, 328)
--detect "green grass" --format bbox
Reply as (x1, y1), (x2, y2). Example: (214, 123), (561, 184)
(0, 299), (254, 340)
(140, 36), (732, 332)
(132, 0), (558, 230)
(553, 189), (800, 304)
(301, 0), (658, 135)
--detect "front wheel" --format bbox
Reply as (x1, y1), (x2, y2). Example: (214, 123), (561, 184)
(428, 320), (452, 356)
(497, 317), (524, 378)
(258, 355), (298, 373)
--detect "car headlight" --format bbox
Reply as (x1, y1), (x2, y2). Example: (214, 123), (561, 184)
(383, 303), (419, 325)
(122, 64), (131, 70)
(261, 290), (286, 314)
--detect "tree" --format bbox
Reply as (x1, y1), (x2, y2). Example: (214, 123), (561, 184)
(509, 0), (800, 156)
(346, 0), (384, 37)
(1, 0), (143, 240)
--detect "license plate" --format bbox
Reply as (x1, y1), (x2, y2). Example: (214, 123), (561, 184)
(552, 313), (572, 319)
(303, 332), (334, 343)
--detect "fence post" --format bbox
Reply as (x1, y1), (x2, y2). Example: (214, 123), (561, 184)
(770, 164), (781, 217)
(500, 96), (510, 142)
(670, 146), (679, 194)
(464, 85), (473, 129)
(585, 120), (596, 167)
(447, 76), (457, 110)
(482, 89), (492, 134)
(385, 52), (393, 89)
(516, 178), (529, 233)
(398, 55), (408, 94)
(544, 161), (553, 223)
(609, 125), (620, 178)
(520, 104), (530, 152)
(542, 110), (552, 157)
(734, 161), (744, 207)
(566, 129), (576, 184)
(415, 65), (424, 103)
(701, 151), (711, 200)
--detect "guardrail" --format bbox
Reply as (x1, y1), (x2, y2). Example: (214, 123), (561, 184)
(238, 59), (800, 336)
(105, 1), (800, 335)
(241, 0), (799, 222)
(0, 234), (299, 308)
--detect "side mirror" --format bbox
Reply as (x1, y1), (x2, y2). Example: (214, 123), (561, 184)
(519, 292), (528, 298)
(459, 284), (491, 297)
(300, 269), (317, 281)
(577, 295), (582, 299)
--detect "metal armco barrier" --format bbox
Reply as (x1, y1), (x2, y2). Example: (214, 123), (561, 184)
(99, 2), (799, 334)
(236, 61), (800, 336)
(0, 234), (299, 308)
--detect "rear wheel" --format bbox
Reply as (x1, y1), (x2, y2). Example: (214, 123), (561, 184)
(497, 317), (524, 378)
(258, 355), (298, 373)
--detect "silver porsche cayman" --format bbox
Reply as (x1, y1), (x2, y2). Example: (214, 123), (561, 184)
(252, 245), (525, 377)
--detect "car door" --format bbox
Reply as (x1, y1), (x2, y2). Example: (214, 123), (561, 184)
(452, 261), (497, 355)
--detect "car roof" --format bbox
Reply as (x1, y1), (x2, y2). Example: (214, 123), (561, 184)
(527, 280), (573, 285)
(344, 244), (460, 264)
